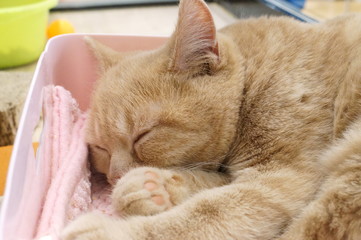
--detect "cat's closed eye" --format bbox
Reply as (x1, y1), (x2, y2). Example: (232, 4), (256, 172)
(133, 130), (151, 145)
(94, 145), (109, 153)
(133, 129), (153, 162)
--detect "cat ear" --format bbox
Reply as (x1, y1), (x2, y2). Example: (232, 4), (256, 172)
(84, 36), (120, 72)
(169, 0), (219, 72)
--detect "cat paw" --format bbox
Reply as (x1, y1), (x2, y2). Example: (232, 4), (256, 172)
(112, 167), (186, 216)
(61, 213), (130, 240)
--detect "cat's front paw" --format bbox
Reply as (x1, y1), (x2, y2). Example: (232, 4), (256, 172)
(112, 167), (187, 216)
(61, 213), (130, 240)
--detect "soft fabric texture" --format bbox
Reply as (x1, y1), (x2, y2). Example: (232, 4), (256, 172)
(35, 86), (114, 240)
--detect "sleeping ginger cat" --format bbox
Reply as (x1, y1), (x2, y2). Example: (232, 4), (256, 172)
(62, 0), (361, 239)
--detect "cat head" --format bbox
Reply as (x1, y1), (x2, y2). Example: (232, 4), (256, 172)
(86, 0), (244, 184)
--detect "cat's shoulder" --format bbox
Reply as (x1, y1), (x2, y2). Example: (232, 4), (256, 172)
(221, 15), (305, 29)
(219, 16), (310, 37)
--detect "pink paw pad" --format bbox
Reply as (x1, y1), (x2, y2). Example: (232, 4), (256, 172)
(151, 195), (165, 205)
(143, 171), (172, 207)
(144, 181), (157, 191)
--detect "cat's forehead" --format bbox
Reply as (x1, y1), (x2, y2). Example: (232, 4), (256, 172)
(99, 52), (167, 89)
(91, 85), (164, 129)
(119, 49), (165, 72)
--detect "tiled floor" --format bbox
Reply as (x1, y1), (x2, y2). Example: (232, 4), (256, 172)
(303, 0), (361, 20)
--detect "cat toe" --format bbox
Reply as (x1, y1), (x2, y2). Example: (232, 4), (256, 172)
(144, 180), (158, 191)
(143, 170), (173, 208)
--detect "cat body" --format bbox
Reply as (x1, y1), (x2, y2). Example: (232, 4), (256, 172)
(62, 0), (361, 239)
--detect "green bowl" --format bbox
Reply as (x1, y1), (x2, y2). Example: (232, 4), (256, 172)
(0, 0), (57, 69)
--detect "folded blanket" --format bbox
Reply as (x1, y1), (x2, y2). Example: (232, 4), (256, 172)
(35, 86), (115, 240)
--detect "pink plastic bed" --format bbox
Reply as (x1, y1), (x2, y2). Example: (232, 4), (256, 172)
(0, 34), (167, 240)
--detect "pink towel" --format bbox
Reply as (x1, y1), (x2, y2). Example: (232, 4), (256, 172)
(35, 86), (115, 240)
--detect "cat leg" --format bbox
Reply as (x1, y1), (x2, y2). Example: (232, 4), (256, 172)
(276, 169), (361, 240)
(277, 117), (361, 240)
(63, 166), (317, 240)
(61, 213), (131, 240)
(112, 167), (229, 216)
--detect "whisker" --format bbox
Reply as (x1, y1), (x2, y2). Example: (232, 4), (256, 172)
(173, 161), (228, 172)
